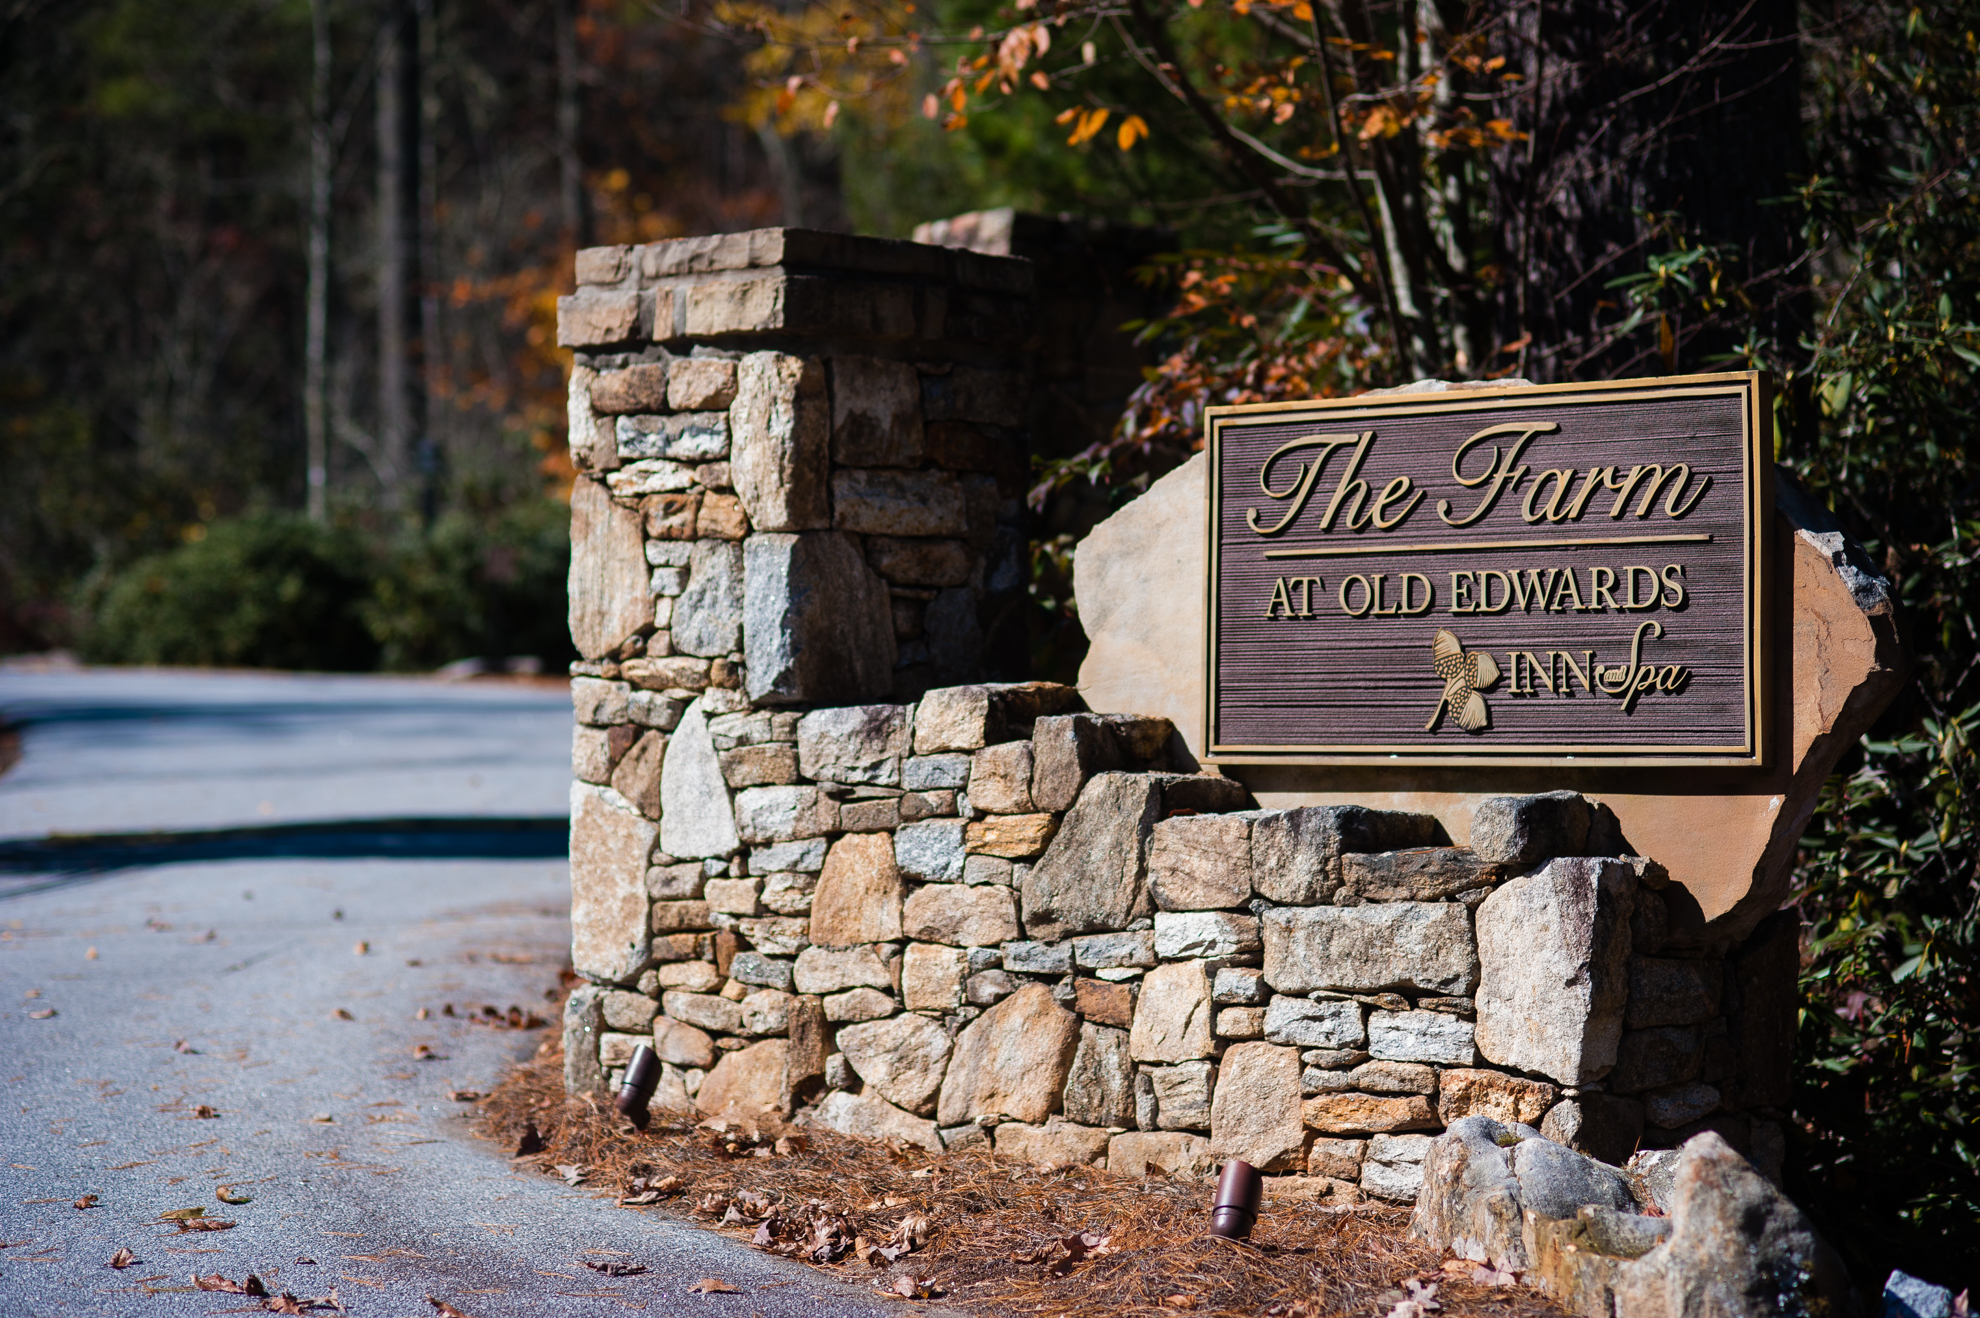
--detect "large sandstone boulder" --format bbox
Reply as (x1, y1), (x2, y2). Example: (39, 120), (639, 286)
(936, 983), (1082, 1127)
(1073, 452), (1907, 946)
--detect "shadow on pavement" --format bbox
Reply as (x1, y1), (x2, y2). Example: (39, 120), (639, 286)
(0, 815), (567, 894)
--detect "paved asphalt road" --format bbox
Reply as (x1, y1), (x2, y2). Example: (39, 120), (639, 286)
(0, 666), (920, 1318)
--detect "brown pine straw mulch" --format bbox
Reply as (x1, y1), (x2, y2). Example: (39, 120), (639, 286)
(479, 1042), (1572, 1318)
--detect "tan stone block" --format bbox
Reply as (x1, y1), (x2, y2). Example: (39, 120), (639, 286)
(809, 833), (903, 947)
(569, 477), (653, 661)
(1306, 1136), (1367, 1180)
(936, 983), (1082, 1127)
(591, 363), (670, 414)
(1130, 960), (1214, 1063)
(1300, 1092), (1441, 1134)
(642, 491), (701, 540)
(652, 1015), (716, 1069)
(685, 275), (786, 336)
(697, 493), (749, 540)
(902, 942), (968, 1011)
(664, 990), (743, 1033)
(610, 729), (666, 818)
(599, 1031), (646, 1069)
(1340, 848), (1500, 902)
(574, 244), (630, 286)
(966, 813), (1058, 859)
(1210, 1042), (1308, 1171)
(902, 883), (1019, 948)
(621, 655), (711, 692)
(967, 742), (1035, 814)
(704, 877), (761, 916)
(1216, 1007), (1266, 1039)
(695, 1038), (790, 1125)
(573, 725), (614, 784)
(1108, 1131), (1212, 1179)
(1264, 1176), (1364, 1205)
(1073, 452), (1910, 945)
(1438, 1068), (1558, 1126)
(994, 1119), (1109, 1169)
(669, 357), (739, 411)
(1148, 814), (1253, 911)
(719, 743), (799, 787)
(655, 960), (722, 992)
(557, 289), (649, 347)
(570, 783), (656, 983)
(651, 900), (714, 934)
(805, 1089), (941, 1151)
(1074, 978), (1134, 1028)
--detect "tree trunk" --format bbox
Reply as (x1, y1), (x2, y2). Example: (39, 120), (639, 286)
(375, 0), (416, 506)
(305, 0), (331, 522)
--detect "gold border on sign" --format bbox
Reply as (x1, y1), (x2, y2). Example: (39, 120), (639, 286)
(1200, 371), (1772, 768)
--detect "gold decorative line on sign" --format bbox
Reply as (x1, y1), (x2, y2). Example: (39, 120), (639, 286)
(1260, 532), (1714, 559)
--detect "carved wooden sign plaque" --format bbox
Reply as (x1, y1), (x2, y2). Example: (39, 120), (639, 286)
(1203, 373), (1772, 766)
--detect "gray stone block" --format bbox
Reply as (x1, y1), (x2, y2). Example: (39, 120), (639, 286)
(616, 411), (730, 461)
(1263, 996), (1365, 1049)
(1029, 713), (1123, 813)
(895, 819), (967, 882)
(830, 356), (923, 467)
(1610, 1025), (1706, 1094)
(1262, 903), (1479, 996)
(1469, 790), (1592, 865)
(797, 704), (910, 786)
(1340, 848), (1501, 902)
(1153, 910), (1261, 960)
(748, 838), (828, 874)
(658, 699), (738, 861)
(731, 351), (828, 532)
(904, 753), (972, 790)
(1002, 940), (1073, 975)
(728, 952), (794, 992)
(1071, 930), (1157, 970)
(1022, 772), (1161, 941)
(1062, 1023), (1136, 1127)
(1148, 1060), (1217, 1131)
(743, 531), (895, 705)
(671, 540), (745, 658)
(1475, 857), (1636, 1085)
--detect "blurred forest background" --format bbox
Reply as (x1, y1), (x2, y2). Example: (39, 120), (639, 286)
(1, 0), (1975, 1288)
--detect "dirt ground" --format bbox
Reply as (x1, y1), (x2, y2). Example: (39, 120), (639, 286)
(479, 1044), (1573, 1318)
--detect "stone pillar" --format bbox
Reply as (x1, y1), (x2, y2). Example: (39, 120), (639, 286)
(559, 228), (1035, 704)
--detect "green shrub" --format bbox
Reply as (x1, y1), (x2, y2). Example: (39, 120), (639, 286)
(364, 499), (574, 672)
(81, 513), (379, 670)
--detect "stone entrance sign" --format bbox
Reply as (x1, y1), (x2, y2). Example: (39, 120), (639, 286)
(1205, 374), (1771, 766)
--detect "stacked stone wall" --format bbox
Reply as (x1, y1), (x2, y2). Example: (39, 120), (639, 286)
(565, 677), (1797, 1203)
(560, 228), (1034, 708)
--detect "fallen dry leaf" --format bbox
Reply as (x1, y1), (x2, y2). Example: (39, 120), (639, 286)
(581, 1258), (647, 1277)
(217, 1186), (253, 1205)
(689, 1277), (739, 1294)
(28, 1008), (56, 1019)
(883, 1274), (941, 1299)
(447, 1089), (481, 1102)
(107, 1247), (136, 1269)
(192, 1272), (267, 1295)
(331, 1009), (353, 1021)
(179, 1218), (237, 1233)
(426, 1297), (473, 1317)
(159, 1207), (206, 1222)
(175, 1039), (199, 1053)
(263, 1293), (306, 1314)
(1163, 1296), (1198, 1310)
(411, 1044), (442, 1060)
(74, 1194), (99, 1210)
(191, 1104), (219, 1119)
(354, 941), (369, 955)
(555, 1164), (589, 1187)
